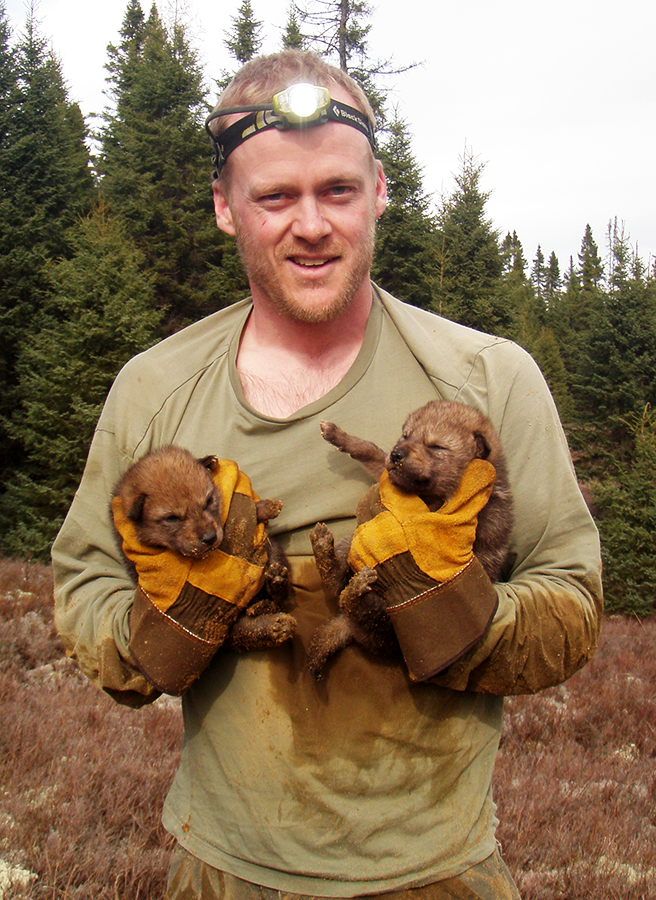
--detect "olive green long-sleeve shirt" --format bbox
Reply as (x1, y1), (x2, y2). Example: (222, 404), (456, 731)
(52, 286), (602, 895)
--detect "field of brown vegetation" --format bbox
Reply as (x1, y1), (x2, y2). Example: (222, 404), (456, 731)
(0, 557), (654, 900)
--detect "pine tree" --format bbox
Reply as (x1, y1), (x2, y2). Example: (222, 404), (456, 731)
(100, 2), (248, 333)
(433, 149), (508, 334)
(372, 111), (437, 309)
(0, 205), (160, 558)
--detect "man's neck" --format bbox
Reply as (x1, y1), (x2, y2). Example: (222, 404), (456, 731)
(236, 291), (373, 418)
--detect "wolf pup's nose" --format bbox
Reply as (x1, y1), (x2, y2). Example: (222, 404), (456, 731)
(389, 447), (406, 465)
(202, 530), (218, 546)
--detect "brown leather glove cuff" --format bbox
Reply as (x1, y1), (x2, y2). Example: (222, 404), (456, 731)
(386, 557), (499, 682)
(128, 587), (232, 696)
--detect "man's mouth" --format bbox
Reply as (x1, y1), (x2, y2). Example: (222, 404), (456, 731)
(289, 256), (336, 268)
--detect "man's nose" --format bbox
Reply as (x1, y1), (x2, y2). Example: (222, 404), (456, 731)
(291, 197), (332, 243)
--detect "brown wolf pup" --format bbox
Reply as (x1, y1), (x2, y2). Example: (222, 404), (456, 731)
(113, 445), (295, 651)
(307, 400), (514, 678)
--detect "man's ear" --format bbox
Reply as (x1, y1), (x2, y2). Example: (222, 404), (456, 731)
(374, 160), (387, 220)
(213, 182), (236, 236)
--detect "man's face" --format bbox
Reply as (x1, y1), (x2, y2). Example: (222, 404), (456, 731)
(213, 90), (387, 324)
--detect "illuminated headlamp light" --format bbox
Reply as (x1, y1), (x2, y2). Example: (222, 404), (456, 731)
(272, 83), (330, 122)
(205, 82), (376, 177)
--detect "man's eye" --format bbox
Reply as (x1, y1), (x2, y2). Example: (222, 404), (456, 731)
(260, 192), (286, 204)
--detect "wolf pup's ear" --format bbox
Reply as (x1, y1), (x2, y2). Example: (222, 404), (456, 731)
(120, 487), (147, 522)
(199, 455), (219, 473)
(473, 432), (492, 460)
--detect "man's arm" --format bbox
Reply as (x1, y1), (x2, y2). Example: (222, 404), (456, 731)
(52, 420), (161, 706)
(431, 340), (603, 695)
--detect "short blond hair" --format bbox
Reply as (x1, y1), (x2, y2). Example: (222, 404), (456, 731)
(209, 50), (376, 139)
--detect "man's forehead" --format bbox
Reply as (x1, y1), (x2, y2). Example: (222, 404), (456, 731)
(227, 119), (375, 186)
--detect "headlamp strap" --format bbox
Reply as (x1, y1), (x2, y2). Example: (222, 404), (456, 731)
(209, 99), (375, 174)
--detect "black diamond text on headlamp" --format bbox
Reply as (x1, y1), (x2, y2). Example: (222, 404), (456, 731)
(205, 83), (376, 177)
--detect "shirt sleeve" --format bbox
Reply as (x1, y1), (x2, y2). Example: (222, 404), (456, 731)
(51, 378), (161, 707)
(430, 340), (603, 695)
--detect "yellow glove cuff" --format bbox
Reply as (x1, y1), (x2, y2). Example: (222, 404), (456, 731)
(348, 459), (496, 582)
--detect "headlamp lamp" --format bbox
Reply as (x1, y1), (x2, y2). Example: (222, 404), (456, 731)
(205, 83), (376, 177)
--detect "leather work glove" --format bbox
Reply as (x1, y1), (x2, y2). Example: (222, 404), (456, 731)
(347, 459), (500, 682)
(112, 459), (271, 695)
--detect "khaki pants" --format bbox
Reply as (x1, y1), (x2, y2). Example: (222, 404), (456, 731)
(164, 845), (521, 900)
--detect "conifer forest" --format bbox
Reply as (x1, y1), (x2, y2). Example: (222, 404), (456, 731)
(0, 0), (654, 616)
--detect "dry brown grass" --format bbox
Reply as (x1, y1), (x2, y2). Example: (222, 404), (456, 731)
(1, 556), (654, 899)
(495, 615), (656, 899)
(0, 558), (182, 899)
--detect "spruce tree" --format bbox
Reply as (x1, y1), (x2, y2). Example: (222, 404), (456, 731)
(0, 205), (160, 558)
(372, 111), (437, 309)
(100, 2), (248, 333)
(217, 0), (264, 87)
(499, 233), (572, 419)
(281, 5), (306, 49)
(500, 231), (526, 279)
(433, 149), (508, 334)
(577, 223), (604, 328)
(0, 1), (18, 480)
(499, 231), (531, 338)
(573, 226), (656, 439)
(530, 245), (546, 305)
(225, 0), (263, 64)
(593, 405), (656, 615)
(0, 3), (93, 502)
(544, 251), (561, 304)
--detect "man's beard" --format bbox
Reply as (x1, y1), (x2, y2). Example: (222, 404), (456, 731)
(233, 221), (376, 325)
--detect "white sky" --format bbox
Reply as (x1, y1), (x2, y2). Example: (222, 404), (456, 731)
(5, 0), (656, 276)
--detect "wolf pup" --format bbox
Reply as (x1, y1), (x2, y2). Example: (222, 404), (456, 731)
(307, 400), (514, 678)
(113, 445), (295, 651)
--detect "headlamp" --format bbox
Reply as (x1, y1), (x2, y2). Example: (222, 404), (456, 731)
(205, 83), (375, 177)
(272, 83), (330, 122)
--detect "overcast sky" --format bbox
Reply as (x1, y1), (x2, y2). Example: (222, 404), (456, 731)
(5, 0), (655, 275)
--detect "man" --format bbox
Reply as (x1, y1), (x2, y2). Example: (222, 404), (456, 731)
(52, 50), (602, 900)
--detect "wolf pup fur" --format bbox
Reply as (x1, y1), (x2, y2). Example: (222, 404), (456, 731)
(113, 445), (295, 652)
(307, 399), (513, 678)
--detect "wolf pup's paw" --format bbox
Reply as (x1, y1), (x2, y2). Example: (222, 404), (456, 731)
(228, 611), (297, 652)
(255, 498), (283, 523)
